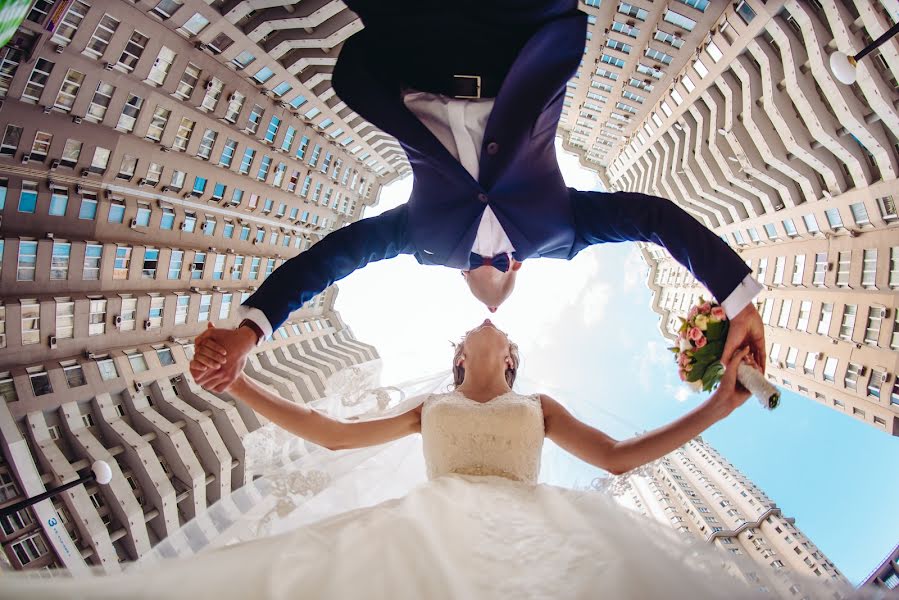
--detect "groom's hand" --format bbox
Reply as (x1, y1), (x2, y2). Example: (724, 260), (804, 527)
(722, 304), (766, 374)
(191, 323), (258, 393)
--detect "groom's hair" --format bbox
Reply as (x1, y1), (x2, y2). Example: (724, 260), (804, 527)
(462, 262), (522, 311)
(450, 340), (520, 389)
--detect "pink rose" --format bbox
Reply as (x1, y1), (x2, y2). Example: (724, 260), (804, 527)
(688, 327), (703, 341)
(688, 306), (699, 320)
(695, 336), (707, 348)
(701, 302), (712, 314)
(711, 306), (726, 321)
(679, 369), (687, 382)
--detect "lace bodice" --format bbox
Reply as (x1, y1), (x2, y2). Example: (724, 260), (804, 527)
(421, 391), (544, 484)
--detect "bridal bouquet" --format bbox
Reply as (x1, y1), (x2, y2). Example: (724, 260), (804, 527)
(669, 298), (780, 410)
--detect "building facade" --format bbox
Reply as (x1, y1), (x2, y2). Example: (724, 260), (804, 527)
(601, 436), (848, 595)
(861, 542), (899, 591)
(560, 0), (899, 435)
(0, 0), (392, 572)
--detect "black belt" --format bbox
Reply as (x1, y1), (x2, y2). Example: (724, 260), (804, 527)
(402, 73), (504, 99)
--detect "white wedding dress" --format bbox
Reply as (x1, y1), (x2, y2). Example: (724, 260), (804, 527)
(0, 378), (869, 599)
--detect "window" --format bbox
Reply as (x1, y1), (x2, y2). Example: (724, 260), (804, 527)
(839, 304), (857, 341)
(308, 144), (322, 168)
(16, 240), (37, 281)
(803, 351), (818, 376)
(817, 303), (833, 336)
(239, 148), (256, 174)
(825, 207), (843, 230)
(22, 58), (54, 103)
(159, 205), (175, 230)
(663, 9), (696, 31)
(86, 297), (107, 336)
(296, 136), (310, 160)
(21, 301), (41, 345)
(127, 351), (149, 373)
(756, 257), (768, 284)
(141, 247), (159, 279)
(862, 249), (877, 288)
(304, 106), (321, 120)
(796, 300), (811, 332)
(876, 195), (897, 222)
(253, 66), (275, 84)
(257, 155), (272, 181)
(791, 255), (805, 286)
(116, 30), (148, 73)
(27, 131), (52, 162)
(246, 104), (264, 134)
(191, 252), (205, 279)
(202, 216), (216, 236)
(773, 256), (785, 285)
(849, 202), (870, 227)
(216, 44), (246, 68)
(50, 241), (71, 280)
(212, 182), (226, 201)
(196, 129), (217, 160)
(168, 250), (184, 279)
(83, 244), (102, 280)
(735, 0), (756, 23)
(148, 295), (164, 328)
(198, 294), (211, 322)
(145, 162), (163, 185)
(864, 306), (882, 346)
(224, 92), (245, 123)
(249, 257), (260, 279)
(232, 255), (244, 279)
(172, 118), (195, 151)
(802, 213), (820, 234)
(844, 363), (862, 391)
(777, 299), (792, 328)
(180, 12), (209, 36)
(219, 293), (233, 320)
(174, 294), (189, 324)
(53, 68), (85, 112)
(212, 255), (225, 280)
(0, 124), (22, 158)
(146, 46), (175, 85)
(89, 147), (110, 174)
(118, 155), (138, 180)
(836, 251), (851, 287)
(11, 530), (50, 566)
(175, 63), (201, 99)
(152, 0), (183, 18)
(201, 77), (224, 111)
(170, 170), (186, 190)
(114, 245), (132, 280)
(813, 253), (827, 287)
(54, 298), (75, 340)
(264, 116), (281, 143)
(219, 138), (238, 167)
(79, 192), (98, 221)
(785, 347), (798, 370)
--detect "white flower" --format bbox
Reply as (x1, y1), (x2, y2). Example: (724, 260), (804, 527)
(688, 379), (704, 393)
(694, 314), (709, 331)
(679, 338), (691, 352)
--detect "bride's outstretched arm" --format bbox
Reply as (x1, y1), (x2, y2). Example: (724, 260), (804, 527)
(542, 348), (754, 475)
(226, 375), (423, 450)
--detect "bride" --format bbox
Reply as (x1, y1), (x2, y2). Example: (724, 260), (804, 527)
(0, 321), (864, 599)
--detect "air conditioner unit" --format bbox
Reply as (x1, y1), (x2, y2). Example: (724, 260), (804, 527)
(159, 146), (171, 153)
(103, 62), (114, 71)
(626, 19), (635, 26)
(50, 159), (60, 170)
(84, 350), (98, 360)
(179, 221), (189, 230)
(129, 218), (138, 229)
(21, 154), (29, 164)
(816, 352), (825, 360)
(826, 262), (834, 271)
(225, 248), (235, 254)
(48, 335), (58, 349)
(855, 343), (863, 349)
(881, 372), (891, 384)
(878, 307), (889, 319)
(72, 116), (82, 124)
(134, 381), (144, 392)
(161, 186), (172, 193)
(143, 319), (152, 330)
(113, 315), (123, 327)
(190, 286), (201, 293)
(45, 232), (55, 239)
(80, 168), (90, 176)
(859, 366), (867, 377)
(195, 42), (209, 52)
(137, 178), (148, 186)
(212, 286), (222, 292)
(204, 80), (214, 90)
(53, 44), (64, 54)
(42, 105), (52, 114)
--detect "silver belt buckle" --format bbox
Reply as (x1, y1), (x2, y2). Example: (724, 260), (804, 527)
(453, 74), (481, 99)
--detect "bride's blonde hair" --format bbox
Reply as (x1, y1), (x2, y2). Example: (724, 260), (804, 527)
(451, 339), (520, 388)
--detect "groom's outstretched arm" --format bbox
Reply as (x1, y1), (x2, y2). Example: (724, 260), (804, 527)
(570, 189), (765, 370)
(192, 205), (412, 392)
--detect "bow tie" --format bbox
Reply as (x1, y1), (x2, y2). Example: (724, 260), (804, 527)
(468, 252), (511, 273)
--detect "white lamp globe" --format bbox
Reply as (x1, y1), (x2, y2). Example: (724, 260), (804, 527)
(91, 460), (113, 485)
(829, 51), (857, 85)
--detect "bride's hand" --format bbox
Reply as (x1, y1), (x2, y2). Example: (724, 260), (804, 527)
(712, 347), (754, 417)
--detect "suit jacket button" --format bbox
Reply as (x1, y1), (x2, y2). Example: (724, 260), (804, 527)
(477, 193), (488, 203)
(486, 141), (499, 155)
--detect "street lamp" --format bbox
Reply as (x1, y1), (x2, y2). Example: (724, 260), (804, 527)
(0, 460), (113, 518)
(829, 21), (899, 85)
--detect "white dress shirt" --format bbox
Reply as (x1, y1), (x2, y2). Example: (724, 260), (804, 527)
(240, 92), (762, 337)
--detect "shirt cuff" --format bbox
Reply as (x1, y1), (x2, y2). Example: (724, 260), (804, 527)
(721, 275), (765, 320)
(237, 305), (273, 341)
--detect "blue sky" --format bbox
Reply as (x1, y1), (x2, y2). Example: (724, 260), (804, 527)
(334, 141), (899, 585)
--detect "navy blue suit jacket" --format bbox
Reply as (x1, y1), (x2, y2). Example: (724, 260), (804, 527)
(244, 2), (751, 330)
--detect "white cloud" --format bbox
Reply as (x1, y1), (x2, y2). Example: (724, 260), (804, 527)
(673, 386), (691, 403)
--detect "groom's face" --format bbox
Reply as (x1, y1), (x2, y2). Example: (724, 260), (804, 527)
(461, 262), (522, 312)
